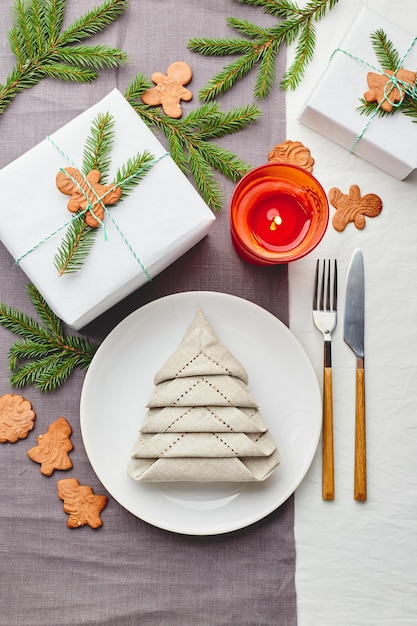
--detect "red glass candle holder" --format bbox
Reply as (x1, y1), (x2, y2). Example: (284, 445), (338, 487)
(230, 163), (329, 265)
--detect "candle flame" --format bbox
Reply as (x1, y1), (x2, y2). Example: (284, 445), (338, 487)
(270, 215), (282, 231)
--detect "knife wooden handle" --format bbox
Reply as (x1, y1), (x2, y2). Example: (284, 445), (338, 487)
(322, 366), (334, 500)
(354, 367), (366, 501)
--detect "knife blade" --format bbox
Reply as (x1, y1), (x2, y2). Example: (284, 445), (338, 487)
(343, 249), (366, 501)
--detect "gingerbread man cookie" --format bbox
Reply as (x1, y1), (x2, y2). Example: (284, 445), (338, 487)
(0, 394), (36, 443)
(329, 184), (383, 231)
(141, 61), (193, 118)
(57, 478), (108, 529)
(56, 167), (121, 228)
(364, 68), (416, 112)
(27, 416), (73, 476)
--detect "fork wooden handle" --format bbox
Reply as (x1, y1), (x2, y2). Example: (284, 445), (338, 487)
(354, 367), (366, 501)
(322, 366), (334, 500)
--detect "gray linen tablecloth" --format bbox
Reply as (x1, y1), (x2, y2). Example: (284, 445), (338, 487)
(0, 2), (294, 624)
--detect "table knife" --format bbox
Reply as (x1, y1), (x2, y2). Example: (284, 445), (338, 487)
(343, 249), (366, 501)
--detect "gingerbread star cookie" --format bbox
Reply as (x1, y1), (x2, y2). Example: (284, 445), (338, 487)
(141, 61), (193, 118)
(57, 478), (107, 529)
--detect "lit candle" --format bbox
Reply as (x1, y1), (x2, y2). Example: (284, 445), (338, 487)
(230, 163), (328, 265)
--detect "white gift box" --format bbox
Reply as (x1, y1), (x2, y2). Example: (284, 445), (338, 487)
(298, 7), (417, 180)
(0, 89), (215, 329)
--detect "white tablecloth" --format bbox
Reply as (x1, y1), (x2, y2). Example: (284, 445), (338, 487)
(288, 1), (417, 624)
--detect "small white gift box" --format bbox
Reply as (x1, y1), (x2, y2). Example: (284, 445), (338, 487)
(0, 89), (215, 329)
(298, 7), (417, 180)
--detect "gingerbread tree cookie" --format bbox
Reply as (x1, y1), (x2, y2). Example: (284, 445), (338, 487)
(364, 68), (416, 112)
(27, 416), (73, 476)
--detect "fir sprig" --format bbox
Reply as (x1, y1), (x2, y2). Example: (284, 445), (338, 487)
(125, 74), (261, 211)
(54, 113), (156, 275)
(187, 0), (339, 100)
(53, 219), (96, 276)
(358, 29), (417, 119)
(82, 111), (115, 177)
(0, 284), (99, 392)
(113, 150), (155, 199)
(369, 29), (400, 72)
(0, 0), (128, 117)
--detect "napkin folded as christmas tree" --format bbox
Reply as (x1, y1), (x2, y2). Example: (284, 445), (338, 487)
(127, 310), (280, 482)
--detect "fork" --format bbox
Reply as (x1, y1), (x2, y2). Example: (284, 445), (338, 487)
(313, 259), (338, 500)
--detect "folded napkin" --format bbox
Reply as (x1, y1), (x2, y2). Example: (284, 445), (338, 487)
(127, 310), (280, 482)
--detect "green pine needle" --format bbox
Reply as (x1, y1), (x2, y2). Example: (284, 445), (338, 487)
(125, 76), (261, 211)
(0, 0), (128, 117)
(187, 0), (339, 100)
(0, 284), (99, 392)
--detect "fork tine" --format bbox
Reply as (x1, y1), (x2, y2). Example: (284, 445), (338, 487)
(326, 260), (331, 311)
(313, 259), (319, 309)
(319, 260), (325, 310)
(333, 260), (338, 311)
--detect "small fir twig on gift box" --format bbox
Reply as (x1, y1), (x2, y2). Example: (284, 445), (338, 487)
(0, 0), (128, 118)
(187, 0), (339, 101)
(0, 284), (99, 392)
(358, 29), (417, 119)
(54, 111), (155, 275)
(125, 74), (262, 211)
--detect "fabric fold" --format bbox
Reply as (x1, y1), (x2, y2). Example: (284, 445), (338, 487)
(127, 310), (280, 482)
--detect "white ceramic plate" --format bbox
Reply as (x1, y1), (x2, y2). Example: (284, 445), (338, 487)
(80, 291), (321, 535)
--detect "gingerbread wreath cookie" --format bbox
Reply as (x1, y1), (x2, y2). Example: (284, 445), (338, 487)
(57, 478), (108, 529)
(268, 140), (315, 172)
(0, 394), (36, 443)
(27, 416), (73, 476)
(329, 184), (383, 232)
(141, 61), (193, 118)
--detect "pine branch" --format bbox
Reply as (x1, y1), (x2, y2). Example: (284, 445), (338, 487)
(0, 284), (99, 392)
(26, 282), (63, 338)
(370, 29), (400, 71)
(280, 19), (316, 90)
(54, 111), (115, 276)
(0, 0), (128, 118)
(82, 111), (115, 178)
(113, 150), (155, 199)
(187, 0), (339, 100)
(54, 218), (97, 275)
(125, 75), (261, 211)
